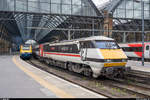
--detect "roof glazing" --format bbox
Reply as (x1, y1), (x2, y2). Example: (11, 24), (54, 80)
(0, 0), (100, 42)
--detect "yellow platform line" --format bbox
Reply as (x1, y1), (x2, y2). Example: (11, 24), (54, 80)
(12, 56), (74, 98)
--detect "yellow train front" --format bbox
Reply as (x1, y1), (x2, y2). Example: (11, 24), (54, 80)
(20, 45), (32, 60)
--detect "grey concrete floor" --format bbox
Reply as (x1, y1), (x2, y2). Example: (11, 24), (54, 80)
(0, 55), (106, 98)
(0, 55), (57, 98)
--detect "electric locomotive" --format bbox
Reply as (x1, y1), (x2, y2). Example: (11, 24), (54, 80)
(20, 44), (32, 60)
(33, 36), (131, 78)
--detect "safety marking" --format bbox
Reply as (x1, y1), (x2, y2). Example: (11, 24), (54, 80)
(12, 56), (74, 98)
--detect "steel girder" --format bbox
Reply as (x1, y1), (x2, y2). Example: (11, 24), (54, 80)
(0, 11), (103, 43)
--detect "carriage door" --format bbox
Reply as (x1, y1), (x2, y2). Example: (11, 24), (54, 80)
(80, 42), (87, 61)
(145, 44), (150, 59)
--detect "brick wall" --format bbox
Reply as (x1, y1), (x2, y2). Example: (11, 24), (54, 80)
(103, 10), (113, 37)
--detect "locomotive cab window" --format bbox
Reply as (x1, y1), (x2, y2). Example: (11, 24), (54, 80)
(22, 46), (30, 50)
(95, 41), (120, 49)
(22, 45), (30, 50)
(80, 41), (95, 49)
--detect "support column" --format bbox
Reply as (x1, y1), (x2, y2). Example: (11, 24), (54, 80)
(68, 30), (71, 40)
(134, 32), (136, 42)
(123, 32), (127, 43)
(92, 19), (95, 36)
(25, 14), (28, 41)
(103, 10), (113, 37)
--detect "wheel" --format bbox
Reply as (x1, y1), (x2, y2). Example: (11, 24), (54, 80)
(67, 63), (73, 72)
(83, 68), (92, 77)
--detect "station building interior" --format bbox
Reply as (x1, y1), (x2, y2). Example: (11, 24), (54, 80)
(0, 0), (150, 54)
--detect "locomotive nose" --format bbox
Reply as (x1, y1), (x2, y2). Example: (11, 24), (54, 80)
(100, 49), (128, 59)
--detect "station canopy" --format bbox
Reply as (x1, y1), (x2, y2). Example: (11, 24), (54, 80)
(100, 0), (150, 31)
(0, 0), (102, 44)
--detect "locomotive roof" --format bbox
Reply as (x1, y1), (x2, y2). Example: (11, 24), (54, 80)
(42, 36), (114, 46)
(21, 44), (31, 47)
(75, 36), (114, 41)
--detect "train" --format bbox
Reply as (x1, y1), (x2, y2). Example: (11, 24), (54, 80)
(119, 42), (150, 60)
(20, 44), (32, 60)
(32, 36), (131, 78)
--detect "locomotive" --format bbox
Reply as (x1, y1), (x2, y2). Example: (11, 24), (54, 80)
(33, 36), (130, 78)
(20, 44), (32, 60)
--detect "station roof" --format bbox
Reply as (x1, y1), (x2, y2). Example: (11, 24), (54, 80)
(99, 0), (150, 31)
(0, 0), (103, 44)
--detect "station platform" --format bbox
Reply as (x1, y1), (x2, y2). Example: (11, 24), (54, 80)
(0, 55), (105, 98)
(127, 60), (150, 72)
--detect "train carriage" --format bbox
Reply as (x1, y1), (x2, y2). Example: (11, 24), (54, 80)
(33, 36), (130, 78)
(119, 42), (150, 60)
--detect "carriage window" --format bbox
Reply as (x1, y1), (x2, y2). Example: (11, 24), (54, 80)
(44, 45), (49, 52)
(122, 47), (142, 52)
(58, 44), (79, 53)
(49, 46), (58, 52)
(61, 45), (69, 52)
(146, 46), (149, 50)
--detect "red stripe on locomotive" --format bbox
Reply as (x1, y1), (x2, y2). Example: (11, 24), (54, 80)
(44, 52), (81, 57)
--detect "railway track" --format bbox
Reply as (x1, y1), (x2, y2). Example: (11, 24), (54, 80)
(125, 70), (150, 85)
(128, 70), (150, 78)
(107, 78), (150, 98)
(27, 59), (113, 98)
(26, 58), (150, 98)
